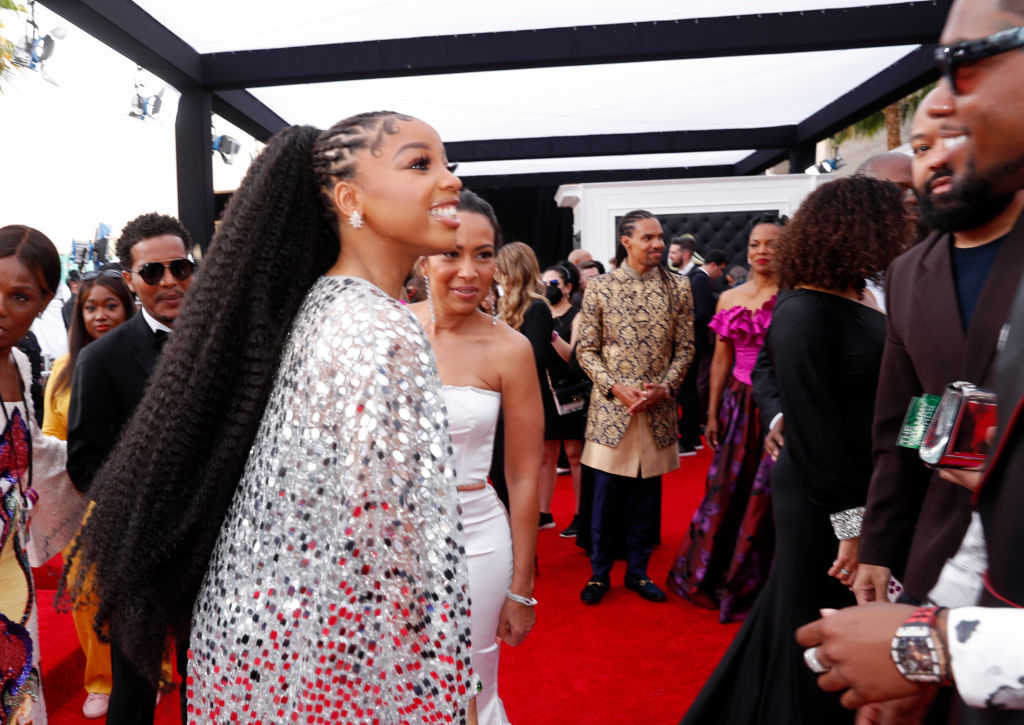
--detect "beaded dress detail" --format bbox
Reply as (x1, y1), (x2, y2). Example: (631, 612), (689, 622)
(188, 276), (472, 724)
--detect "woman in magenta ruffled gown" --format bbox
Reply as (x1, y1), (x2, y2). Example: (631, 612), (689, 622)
(666, 215), (782, 622)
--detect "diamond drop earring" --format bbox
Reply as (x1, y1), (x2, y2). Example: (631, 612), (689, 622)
(425, 274), (436, 325)
(488, 290), (498, 326)
(348, 209), (363, 229)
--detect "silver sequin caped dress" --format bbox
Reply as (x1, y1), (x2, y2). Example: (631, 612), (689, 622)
(187, 276), (473, 724)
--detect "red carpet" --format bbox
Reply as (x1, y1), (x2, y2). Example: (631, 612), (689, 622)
(36, 447), (738, 724)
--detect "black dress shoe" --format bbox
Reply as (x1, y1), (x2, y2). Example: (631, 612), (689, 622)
(580, 578), (609, 605)
(624, 575), (666, 602)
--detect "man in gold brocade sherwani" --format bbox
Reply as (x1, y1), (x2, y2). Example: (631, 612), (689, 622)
(577, 210), (695, 604)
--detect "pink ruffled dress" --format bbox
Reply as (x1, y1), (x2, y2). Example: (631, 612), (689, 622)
(666, 296), (776, 622)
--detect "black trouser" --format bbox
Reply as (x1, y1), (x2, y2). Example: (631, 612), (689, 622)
(589, 470), (661, 581)
(108, 628), (188, 725)
(677, 354), (703, 448)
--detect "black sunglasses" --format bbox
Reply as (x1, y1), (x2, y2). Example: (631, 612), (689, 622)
(133, 257), (195, 286)
(81, 269), (123, 281)
(935, 26), (1024, 94)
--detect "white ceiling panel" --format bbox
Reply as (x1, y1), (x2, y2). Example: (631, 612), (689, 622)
(456, 151), (753, 177)
(132, 0), (923, 53)
(249, 46), (916, 144)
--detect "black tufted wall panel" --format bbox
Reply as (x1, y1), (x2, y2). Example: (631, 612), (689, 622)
(615, 209), (780, 270)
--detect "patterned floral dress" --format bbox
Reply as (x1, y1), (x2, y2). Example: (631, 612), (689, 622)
(1, 348), (68, 725)
(666, 297), (775, 622)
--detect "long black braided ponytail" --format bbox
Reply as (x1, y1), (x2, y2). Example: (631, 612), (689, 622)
(64, 111), (414, 684)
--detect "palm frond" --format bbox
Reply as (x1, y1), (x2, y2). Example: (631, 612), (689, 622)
(0, 0), (26, 93)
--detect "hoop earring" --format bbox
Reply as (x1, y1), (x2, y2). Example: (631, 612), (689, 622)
(348, 210), (363, 229)
(425, 274), (436, 326)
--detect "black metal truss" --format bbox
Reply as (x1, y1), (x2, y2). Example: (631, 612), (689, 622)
(35, 0), (951, 240)
(201, 3), (951, 90)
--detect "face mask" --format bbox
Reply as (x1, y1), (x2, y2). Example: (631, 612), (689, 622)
(544, 284), (564, 305)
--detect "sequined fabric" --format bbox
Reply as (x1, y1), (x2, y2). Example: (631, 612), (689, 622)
(188, 276), (472, 724)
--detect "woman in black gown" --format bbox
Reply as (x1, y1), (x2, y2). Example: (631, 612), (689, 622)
(681, 175), (913, 724)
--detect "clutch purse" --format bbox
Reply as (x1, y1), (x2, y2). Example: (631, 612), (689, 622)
(545, 370), (590, 416)
(919, 382), (997, 469)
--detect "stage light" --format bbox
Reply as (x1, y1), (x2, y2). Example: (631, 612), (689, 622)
(11, 0), (67, 86)
(804, 155), (846, 175)
(212, 134), (241, 164)
(129, 70), (165, 120)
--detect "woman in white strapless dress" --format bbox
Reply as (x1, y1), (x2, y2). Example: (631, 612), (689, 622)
(411, 190), (543, 725)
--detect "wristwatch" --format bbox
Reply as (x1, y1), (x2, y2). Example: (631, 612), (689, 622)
(890, 606), (952, 684)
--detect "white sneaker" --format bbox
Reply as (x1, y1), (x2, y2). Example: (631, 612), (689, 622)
(83, 693), (110, 719)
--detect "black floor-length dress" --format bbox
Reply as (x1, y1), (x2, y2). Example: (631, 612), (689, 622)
(681, 289), (886, 725)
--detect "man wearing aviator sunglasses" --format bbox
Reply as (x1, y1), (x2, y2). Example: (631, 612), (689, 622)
(67, 212), (195, 725)
(131, 256), (195, 287)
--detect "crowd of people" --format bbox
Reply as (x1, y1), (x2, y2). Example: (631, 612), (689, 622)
(2, 1), (1024, 722)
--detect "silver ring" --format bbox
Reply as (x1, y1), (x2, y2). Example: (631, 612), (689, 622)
(804, 646), (830, 674)
(839, 568), (851, 576)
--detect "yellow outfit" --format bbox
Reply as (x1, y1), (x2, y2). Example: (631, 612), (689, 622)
(43, 355), (113, 697)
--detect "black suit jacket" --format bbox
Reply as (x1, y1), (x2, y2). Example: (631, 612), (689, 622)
(976, 274), (1024, 602)
(859, 216), (1024, 599)
(686, 267), (715, 361)
(957, 259), (1024, 725)
(67, 312), (161, 494)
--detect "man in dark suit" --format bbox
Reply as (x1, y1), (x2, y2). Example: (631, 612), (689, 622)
(678, 249), (728, 454)
(854, 87), (1024, 609)
(68, 212), (195, 724)
(795, 1), (1024, 719)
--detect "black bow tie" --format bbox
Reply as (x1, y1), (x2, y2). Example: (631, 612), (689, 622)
(154, 329), (169, 352)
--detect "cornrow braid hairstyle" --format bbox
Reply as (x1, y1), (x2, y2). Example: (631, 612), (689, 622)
(63, 112), (412, 685)
(617, 209), (656, 240)
(615, 209), (657, 268)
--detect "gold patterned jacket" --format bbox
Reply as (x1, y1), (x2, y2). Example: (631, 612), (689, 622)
(577, 265), (694, 448)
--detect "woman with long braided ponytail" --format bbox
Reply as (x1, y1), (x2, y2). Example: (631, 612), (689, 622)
(64, 113), (476, 723)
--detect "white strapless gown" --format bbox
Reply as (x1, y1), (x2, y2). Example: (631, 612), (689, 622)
(443, 386), (513, 725)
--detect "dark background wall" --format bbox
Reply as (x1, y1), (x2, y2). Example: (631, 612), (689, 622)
(615, 209), (782, 270)
(473, 185), (574, 268)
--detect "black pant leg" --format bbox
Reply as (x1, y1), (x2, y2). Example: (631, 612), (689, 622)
(625, 475), (662, 579)
(678, 362), (702, 448)
(107, 629), (157, 725)
(590, 470), (627, 580)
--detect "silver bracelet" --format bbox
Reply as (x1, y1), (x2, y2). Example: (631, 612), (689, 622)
(505, 590), (538, 607)
(829, 506), (865, 540)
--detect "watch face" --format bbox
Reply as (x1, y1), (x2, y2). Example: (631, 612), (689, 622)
(894, 634), (941, 679)
(902, 638), (932, 672)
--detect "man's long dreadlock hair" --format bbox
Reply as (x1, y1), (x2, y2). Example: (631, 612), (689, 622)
(63, 111), (414, 685)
